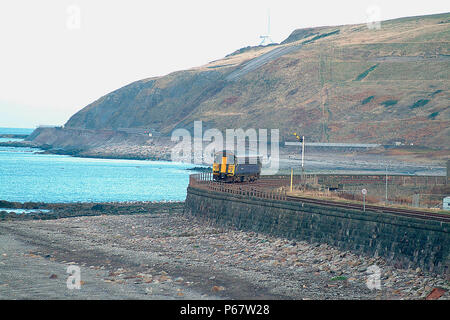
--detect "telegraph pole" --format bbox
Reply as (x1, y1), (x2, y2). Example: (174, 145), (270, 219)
(293, 133), (305, 189)
(385, 166), (388, 206)
(362, 188), (367, 212)
(290, 168), (293, 192)
(301, 136), (305, 189)
(301, 136), (305, 175)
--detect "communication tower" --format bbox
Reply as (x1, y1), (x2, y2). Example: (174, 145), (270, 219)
(259, 10), (274, 46)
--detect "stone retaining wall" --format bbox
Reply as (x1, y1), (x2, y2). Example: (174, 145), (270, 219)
(184, 186), (450, 274)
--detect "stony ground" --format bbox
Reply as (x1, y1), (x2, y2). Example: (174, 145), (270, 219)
(0, 206), (448, 300)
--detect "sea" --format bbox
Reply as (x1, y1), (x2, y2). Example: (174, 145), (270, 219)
(0, 127), (198, 203)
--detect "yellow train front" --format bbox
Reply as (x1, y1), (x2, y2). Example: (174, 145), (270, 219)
(212, 151), (261, 182)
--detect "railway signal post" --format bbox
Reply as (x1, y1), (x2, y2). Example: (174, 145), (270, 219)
(362, 188), (367, 212)
(290, 168), (293, 192)
(293, 133), (305, 190)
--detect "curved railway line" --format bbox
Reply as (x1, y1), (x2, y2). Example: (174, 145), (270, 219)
(284, 195), (450, 223)
(191, 174), (450, 223)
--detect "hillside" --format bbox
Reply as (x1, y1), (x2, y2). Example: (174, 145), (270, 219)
(35, 13), (450, 150)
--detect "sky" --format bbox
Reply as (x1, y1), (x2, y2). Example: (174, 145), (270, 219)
(0, 0), (448, 128)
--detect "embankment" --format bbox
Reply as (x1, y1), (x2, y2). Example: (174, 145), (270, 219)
(184, 186), (450, 274)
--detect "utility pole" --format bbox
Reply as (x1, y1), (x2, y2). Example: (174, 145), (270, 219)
(362, 188), (367, 212)
(290, 168), (293, 192)
(385, 165), (388, 206)
(447, 160), (449, 185)
(293, 133), (305, 189)
(301, 135), (305, 175)
(302, 136), (305, 189)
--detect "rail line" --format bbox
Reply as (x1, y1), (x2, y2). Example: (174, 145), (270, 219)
(190, 174), (450, 223)
(285, 195), (450, 223)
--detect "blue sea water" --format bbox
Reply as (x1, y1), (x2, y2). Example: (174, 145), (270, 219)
(0, 146), (197, 203)
(0, 138), (24, 142)
(0, 128), (198, 203)
(0, 127), (34, 135)
(0, 208), (51, 214)
(0, 127), (32, 142)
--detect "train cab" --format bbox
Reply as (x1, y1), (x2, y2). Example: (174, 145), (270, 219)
(213, 151), (236, 181)
(213, 150), (261, 182)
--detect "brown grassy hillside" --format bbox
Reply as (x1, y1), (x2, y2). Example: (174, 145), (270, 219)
(63, 12), (450, 148)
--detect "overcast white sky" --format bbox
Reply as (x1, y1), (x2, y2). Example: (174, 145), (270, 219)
(0, 0), (448, 128)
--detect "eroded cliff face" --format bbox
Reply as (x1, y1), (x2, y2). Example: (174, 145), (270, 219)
(65, 70), (228, 134)
(31, 13), (450, 150)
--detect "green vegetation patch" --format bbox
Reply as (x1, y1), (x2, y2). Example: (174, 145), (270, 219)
(355, 64), (378, 81)
(286, 88), (299, 96)
(409, 99), (430, 109)
(430, 89), (443, 97)
(330, 276), (348, 281)
(381, 100), (398, 107)
(428, 111), (439, 119)
(361, 96), (374, 105)
(302, 29), (340, 45)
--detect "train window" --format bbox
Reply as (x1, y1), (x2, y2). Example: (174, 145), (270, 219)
(226, 154), (235, 164)
(214, 153), (222, 163)
(236, 156), (259, 164)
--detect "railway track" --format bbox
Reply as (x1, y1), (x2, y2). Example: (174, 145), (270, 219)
(192, 174), (450, 223)
(285, 195), (450, 223)
(243, 179), (450, 223)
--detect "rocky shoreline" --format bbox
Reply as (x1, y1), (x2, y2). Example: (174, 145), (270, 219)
(0, 201), (448, 300)
(0, 200), (184, 221)
(0, 134), (29, 139)
(2, 129), (447, 170)
(0, 140), (174, 162)
(0, 140), (38, 148)
(56, 143), (174, 161)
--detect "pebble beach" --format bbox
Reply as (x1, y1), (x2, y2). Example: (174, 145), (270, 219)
(0, 203), (448, 300)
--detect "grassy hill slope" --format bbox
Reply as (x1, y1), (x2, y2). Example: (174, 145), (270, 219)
(63, 12), (450, 148)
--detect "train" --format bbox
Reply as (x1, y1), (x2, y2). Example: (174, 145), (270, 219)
(212, 150), (261, 182)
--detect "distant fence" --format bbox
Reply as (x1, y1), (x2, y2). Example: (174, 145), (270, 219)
(189, 173), (290, 201)
(317, 174), (446, 186)
(190, 173), (446, 189)
(189, 173), (448, 209)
